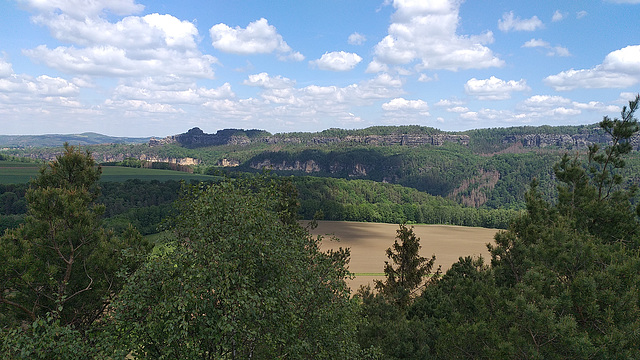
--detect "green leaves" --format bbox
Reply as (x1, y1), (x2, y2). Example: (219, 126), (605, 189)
(112, 174), (360, 359)
(0, 144), (150, 331)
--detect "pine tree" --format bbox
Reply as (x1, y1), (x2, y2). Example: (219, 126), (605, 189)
(375, 224), (440, 307)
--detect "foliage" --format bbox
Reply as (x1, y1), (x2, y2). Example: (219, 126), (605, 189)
(358, 99), (640, 359)
(111, 174), (361, 359)
(1, 312), (127, 359)
(375, 224), (440, 307)
(361, 95), (640, 358)
(0, 143), (150, 330)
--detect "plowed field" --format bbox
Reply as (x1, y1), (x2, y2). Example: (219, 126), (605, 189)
(309, 221), (500, 292)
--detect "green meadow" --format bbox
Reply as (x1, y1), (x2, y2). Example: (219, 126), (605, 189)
(0, 161), (216, 184)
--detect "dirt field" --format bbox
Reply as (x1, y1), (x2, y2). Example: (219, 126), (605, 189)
(307, 221), (500, 292)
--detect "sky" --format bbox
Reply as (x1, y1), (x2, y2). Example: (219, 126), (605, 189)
(1, 0), (640, 137)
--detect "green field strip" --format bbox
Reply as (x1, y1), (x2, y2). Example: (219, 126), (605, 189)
(0, 163), (217, 184)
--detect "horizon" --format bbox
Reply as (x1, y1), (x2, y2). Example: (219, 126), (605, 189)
(0, 121), (608, 139)
(1, 0), (639, 137)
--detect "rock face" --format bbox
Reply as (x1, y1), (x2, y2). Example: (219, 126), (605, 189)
(502, 130), (640, 150)
(263, 134), (470, 146)
(250, 159), (321, 173)
(150, 128), (256, 148)
(152, 127), (470, 148)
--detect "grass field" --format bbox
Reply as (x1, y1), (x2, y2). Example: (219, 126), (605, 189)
(308, 220), (500, 292)
(0, 161), (216, 183)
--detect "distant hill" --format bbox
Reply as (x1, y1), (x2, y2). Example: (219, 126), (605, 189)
(0, 132), (151, 148)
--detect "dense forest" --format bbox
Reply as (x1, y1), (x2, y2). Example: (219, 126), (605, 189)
(2, 97), (640, 358)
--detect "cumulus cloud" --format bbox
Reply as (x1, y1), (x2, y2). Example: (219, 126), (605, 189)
(104, 99), (181, 113)
(209, 18), (304, 61)
(365, 60), (389, 73)
(544, 45), (640, 90)
(498, 11), (544, 32)
(577, 11), (588, 19)
(20, 3), (217, 79)
(382, 98), (428, 112)
(465, 76), (530, 100)
(243, 73), (296, 91)
(522, 38), (571, 57)
(0, 59), (13, 77)
(112, 77), (234, 105)
(348, 32), (366, 45)
(310, 51), (362, 71)
(202, 73), (406, 128)
(372, 0), (503, 71)
(0, 59), (79, 98)
(25, 45), (218, 78)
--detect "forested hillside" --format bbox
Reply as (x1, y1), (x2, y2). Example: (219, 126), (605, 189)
(5, 122), (635, 212)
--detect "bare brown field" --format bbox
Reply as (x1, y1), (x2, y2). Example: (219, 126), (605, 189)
(307, 220), (500, 292)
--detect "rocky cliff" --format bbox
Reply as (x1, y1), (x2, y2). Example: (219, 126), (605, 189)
(501, 130), (640, 150)
(151, 127), (470, 148)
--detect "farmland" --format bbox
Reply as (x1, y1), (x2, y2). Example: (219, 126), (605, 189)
(310, 220), (499, 291)
(0, 161), (217, 184)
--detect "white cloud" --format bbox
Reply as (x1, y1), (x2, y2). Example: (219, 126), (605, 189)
(552, 46), (571, 57)
(577, 11), (588, 19)
(0, 59), (79, 97)
(544, 45), (640, 90)
(194, 73), (406, 130)
(523, 39), (550, 48)
(112, 78), (234, 105)
(519, 95), (572, 111)
(382, 98), (428, 112)
(418, 73), (437, 82)
(21, 5), (217, 79)
(619, 92), (640, 102)
(209, 18), (303, 61)
(348, 32), (366, 45)
(446, 106), (469, 113)
(243, 72), (295, 89)
(0, 59), (13, 77)
(25, 45), (218, 78)
(104, 99), (181, 113)
(498, 11), (544, 32)
(522, 38), (571, 57)
(552, 10), (566, 22)
(465, 76), (530, 100)
(310, 51), (362, 71)
(372, 0), (503, 71)
(435, 98), (465, 107)
(365, 60), (389, 73)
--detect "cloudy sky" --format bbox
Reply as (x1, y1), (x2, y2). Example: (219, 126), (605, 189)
(1, 0), (640, 137)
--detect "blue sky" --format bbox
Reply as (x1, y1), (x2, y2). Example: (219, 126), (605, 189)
(1, 0), (640, 137)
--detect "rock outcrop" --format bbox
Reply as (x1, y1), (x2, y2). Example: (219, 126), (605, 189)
(502, 130), (640, 150)
(250, 159), (321, 173)
(153, 127), (470, 148)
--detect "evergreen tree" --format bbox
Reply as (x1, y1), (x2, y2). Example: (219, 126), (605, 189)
(0, 143), (149, 330)
(375, 224), (440, 307)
